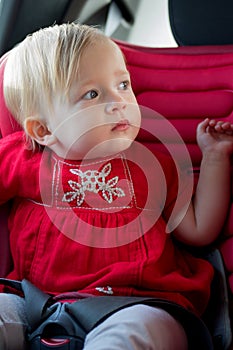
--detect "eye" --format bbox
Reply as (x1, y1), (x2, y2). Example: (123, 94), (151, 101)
(119, 81), (130, 90)
(83, 90), (98, 100)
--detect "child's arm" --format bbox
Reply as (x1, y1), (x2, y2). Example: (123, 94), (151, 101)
(173, 118), (233, 246)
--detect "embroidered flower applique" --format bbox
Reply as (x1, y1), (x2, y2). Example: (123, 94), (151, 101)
(62, 162), (125, 206)
(95, 286), (113, 295)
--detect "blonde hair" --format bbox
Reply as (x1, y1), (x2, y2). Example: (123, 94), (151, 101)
(3, 23), (109, 129)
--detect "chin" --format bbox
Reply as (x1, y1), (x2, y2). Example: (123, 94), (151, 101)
(105, 138), (134, 156)
(85, 139), (134, 159)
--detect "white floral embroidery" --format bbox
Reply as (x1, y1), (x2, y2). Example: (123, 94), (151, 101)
(95, 286), (114, 295)
(62, 163), (125, 206)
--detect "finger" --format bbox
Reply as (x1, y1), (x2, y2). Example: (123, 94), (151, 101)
(203, 119), (220, 134)
(222, 122), (233, 135)
(214, 121), (233, 133)
(208, 119), (217, 127)
(220, 122), (233, 130)
(197, 118), (210, 133)
(213, 121), (225, 133)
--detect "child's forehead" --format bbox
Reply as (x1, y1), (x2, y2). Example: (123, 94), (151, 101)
(79, 42), (127, 74)
(82, 38), (125, 64)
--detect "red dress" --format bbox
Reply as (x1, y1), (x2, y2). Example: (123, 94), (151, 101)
(0, 131), (213, 316)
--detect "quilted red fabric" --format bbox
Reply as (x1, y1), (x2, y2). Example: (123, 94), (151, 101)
(116, 41), (233, 295)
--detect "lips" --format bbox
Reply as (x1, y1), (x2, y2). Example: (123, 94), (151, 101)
(112, 119), (130, 131)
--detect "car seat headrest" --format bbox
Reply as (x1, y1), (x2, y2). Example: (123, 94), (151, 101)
(169, 0), (233, 45)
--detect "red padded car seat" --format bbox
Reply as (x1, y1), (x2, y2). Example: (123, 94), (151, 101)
(0, 41), (233, 349)
(116, 40), (233, 291)
(0, 53), (21, 137)
(117, 42), (233, 350)
(0, 52), (19, 277)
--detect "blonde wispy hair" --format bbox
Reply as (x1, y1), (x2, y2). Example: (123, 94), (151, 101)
(3, 22), (109, 136)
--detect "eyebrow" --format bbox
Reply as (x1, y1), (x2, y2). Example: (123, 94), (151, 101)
(115, 69), (130, 76)
(78, 70), (130, 87)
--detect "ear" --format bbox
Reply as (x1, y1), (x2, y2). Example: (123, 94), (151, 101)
(24, 117), (57, 146)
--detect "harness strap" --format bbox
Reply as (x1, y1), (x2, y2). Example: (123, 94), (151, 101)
(0, 278), (52, 330)
(0, 278), (214, 350)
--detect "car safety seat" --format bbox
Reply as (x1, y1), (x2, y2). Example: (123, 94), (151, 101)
(1, 3), (233, 348)
(0, 41), (233, 350)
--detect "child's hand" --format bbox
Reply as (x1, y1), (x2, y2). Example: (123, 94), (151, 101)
(197, 118), (233, 156)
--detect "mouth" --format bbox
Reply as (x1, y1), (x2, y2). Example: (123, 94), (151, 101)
(111, 119), (130, 131)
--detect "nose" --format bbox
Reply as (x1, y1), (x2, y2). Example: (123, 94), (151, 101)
(105, 101), (126, 114)
(105, 94), (127, 114)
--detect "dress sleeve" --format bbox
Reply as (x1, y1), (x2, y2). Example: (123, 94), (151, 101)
(0, 132), (25, 204)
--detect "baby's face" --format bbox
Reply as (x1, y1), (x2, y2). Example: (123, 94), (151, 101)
(47, 39), (141, 160)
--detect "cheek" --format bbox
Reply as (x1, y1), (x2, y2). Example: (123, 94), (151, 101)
(127, 102), (141, 127)
(53, 108), (103, 145)
(76, 126), (107, 148)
